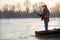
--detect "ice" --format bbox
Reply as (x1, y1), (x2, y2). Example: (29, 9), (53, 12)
(0, 18), (60, 40)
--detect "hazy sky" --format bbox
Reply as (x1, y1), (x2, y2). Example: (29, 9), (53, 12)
(0, 0), (60, 3)
(0, 0), (60, 5)
(0, 0), (60, 9)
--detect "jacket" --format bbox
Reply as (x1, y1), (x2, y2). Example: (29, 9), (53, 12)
(37, 7), (50, 21)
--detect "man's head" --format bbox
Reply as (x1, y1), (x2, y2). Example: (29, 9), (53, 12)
(42, 5), (47, 8)
(42, 5), (47, 7)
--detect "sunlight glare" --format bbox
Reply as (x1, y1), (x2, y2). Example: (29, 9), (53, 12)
(30, 0), (56, 8)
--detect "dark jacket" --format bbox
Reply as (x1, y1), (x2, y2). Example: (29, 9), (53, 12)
(37, 7), (50, 21)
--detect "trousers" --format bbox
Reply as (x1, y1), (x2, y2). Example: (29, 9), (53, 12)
(44, 19), (49, 31)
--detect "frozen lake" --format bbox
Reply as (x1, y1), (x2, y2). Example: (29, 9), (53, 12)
(0, 18), (60, 40)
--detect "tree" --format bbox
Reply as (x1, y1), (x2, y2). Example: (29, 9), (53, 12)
(3, 5), (8, 11)
(55, 3), (60, 17)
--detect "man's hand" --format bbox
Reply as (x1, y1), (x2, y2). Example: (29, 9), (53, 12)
(37, 14), (43, 17)
(37, 14), (40, 16)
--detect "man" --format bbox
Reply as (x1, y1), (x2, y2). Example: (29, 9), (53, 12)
(37, 5), (50, 31)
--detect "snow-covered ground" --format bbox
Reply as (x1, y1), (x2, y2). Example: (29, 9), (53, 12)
(0, 18), (60, 40)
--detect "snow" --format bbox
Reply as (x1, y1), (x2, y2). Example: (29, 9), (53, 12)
(0, 18), (60, 40)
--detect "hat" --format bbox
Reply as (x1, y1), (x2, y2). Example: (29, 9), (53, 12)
(42, 5), (47, 7)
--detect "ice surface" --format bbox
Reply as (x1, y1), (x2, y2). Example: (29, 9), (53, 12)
(0, 18), (60, 40)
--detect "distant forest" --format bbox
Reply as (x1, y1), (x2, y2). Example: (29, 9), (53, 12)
(0, 2), (60, 18)
(0, 9), (60, 18)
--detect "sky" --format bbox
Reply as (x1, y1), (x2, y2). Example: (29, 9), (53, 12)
(0, 0), (60, 10)
(0, 0), (60, 5)
(30, 0), (60, 8)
